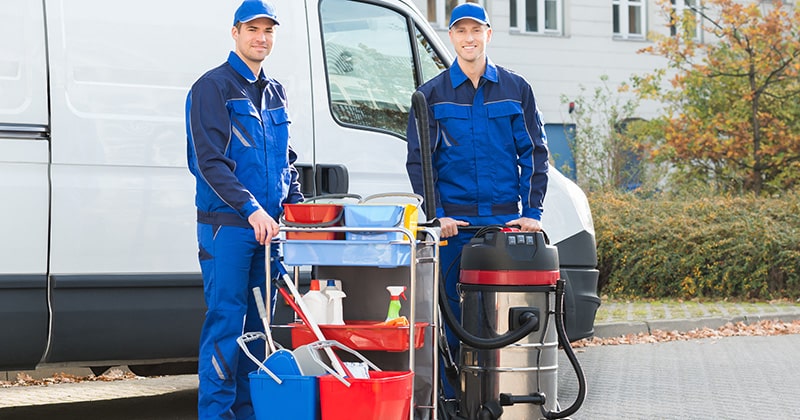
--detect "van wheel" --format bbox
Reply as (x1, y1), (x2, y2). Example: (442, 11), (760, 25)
(90, 366), (112, 376)
(128, 361), (198, 377)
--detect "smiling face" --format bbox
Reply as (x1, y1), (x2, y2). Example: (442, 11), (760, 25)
(232, 17), (277, 74)
(448, 19), (492, 65)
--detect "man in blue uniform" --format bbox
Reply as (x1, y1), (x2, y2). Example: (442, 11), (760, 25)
(185, 1), (303, 418)
(406, 2), (549, 397)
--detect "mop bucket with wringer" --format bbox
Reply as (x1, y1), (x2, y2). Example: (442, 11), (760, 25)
(301, 340), (415, 420)
(237, 332), (319, 420)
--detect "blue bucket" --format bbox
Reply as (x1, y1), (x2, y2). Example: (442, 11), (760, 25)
(344, 205), (405, 241)
(249, 370), (318, 420)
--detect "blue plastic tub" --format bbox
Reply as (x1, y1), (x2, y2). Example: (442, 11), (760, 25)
(249, 370), (318, 420)
(344, 205), (405, 241)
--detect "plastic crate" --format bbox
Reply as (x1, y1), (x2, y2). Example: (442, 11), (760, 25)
(289, 320), (427, 352)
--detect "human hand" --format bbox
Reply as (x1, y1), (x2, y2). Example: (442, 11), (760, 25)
(506, 217), (542, 232)
(248, 209), (280, 244)
(438, 217), (469, 238)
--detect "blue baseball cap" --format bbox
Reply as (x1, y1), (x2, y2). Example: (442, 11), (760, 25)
(449, 3), (490, 29)
(233, 0), (280, 26)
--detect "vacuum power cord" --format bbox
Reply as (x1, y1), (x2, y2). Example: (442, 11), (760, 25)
(543, 278), (587, 419)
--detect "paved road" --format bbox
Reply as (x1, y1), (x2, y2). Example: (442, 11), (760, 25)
(2, 334), (799, 419)
(560, 334), (800, 419)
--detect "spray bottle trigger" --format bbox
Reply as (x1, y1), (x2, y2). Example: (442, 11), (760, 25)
(385, 286), (406, 321)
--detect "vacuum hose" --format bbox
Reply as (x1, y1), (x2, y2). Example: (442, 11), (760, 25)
(543, 278), (587, 419)
(438, 277), (540, 350)
(411, 91), (437, 220)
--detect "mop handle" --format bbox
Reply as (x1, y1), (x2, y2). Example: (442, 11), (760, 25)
(276, 273), (349, 378)
(252, 287), (278, 354)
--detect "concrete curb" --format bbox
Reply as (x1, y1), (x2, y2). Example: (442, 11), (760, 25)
(594, 311), (800, 338)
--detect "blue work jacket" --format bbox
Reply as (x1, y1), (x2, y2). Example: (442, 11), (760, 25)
(406, 58), (549, 220)
(186, 52), (303, 227)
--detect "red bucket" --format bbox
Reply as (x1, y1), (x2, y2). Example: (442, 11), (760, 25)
(319, 370), (413, 420)
(282, 203), (343, 240)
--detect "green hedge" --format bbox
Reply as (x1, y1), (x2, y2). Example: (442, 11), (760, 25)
(589, 190), (800, 299)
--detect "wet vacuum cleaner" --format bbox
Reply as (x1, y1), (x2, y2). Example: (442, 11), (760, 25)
(440, 227), (587, 420)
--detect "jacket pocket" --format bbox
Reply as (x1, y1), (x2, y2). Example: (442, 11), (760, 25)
(228, 99), (260, 149)
(229, 99), (260, 118)
(432, 103), (470, 120)
(432, 103), (470, 147)
(486, 101), (523, 151)
(267, 106), (291, 125)
(486, 100), (523, 118)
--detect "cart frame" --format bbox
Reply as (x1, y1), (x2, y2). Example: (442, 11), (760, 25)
(268, 225), (440, 420)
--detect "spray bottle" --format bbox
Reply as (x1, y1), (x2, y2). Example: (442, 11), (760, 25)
(324, 279), (346, 325)
(385, 286), (407, 321)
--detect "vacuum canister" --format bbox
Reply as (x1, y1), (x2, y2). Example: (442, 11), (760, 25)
(459, 229), (561, 419)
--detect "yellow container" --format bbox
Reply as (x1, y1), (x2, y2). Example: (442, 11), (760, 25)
(401, 203), (419, 240)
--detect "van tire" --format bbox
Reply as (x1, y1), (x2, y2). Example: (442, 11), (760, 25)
(128, 361), (198, 377)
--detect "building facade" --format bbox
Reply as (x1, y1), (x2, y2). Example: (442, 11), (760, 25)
(413, 0), (702, 172)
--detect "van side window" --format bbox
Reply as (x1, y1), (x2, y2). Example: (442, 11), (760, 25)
(415, 24), (447, 85)
(320, 0), (446, 138)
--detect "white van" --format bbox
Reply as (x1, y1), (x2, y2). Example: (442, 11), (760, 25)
(0, 0), (598, 374)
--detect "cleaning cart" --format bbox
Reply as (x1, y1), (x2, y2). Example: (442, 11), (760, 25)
(273, 199), (441, 420)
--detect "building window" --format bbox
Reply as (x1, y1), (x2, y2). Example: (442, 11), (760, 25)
(428, 0), (485, 29)
(510, 0), (563, 34)
(670, 0), (702, 41)
(613, 0), (646, 39)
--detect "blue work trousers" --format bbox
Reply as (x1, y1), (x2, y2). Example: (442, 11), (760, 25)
(196, 224), (277, 420)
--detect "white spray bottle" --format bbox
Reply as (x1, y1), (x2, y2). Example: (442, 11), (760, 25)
(302, 279), (328, 324)
(324, 279), (346, 325)
(385, 286), (406, 321)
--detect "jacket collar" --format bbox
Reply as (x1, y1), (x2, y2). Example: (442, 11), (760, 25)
(227, 51), (266, 83)
(449, 57), (498, 89)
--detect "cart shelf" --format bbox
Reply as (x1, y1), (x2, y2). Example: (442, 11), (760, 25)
(283, 239), (413, 267)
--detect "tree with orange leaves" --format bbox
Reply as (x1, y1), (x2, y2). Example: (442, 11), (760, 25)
(634, 0), (800, 195)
